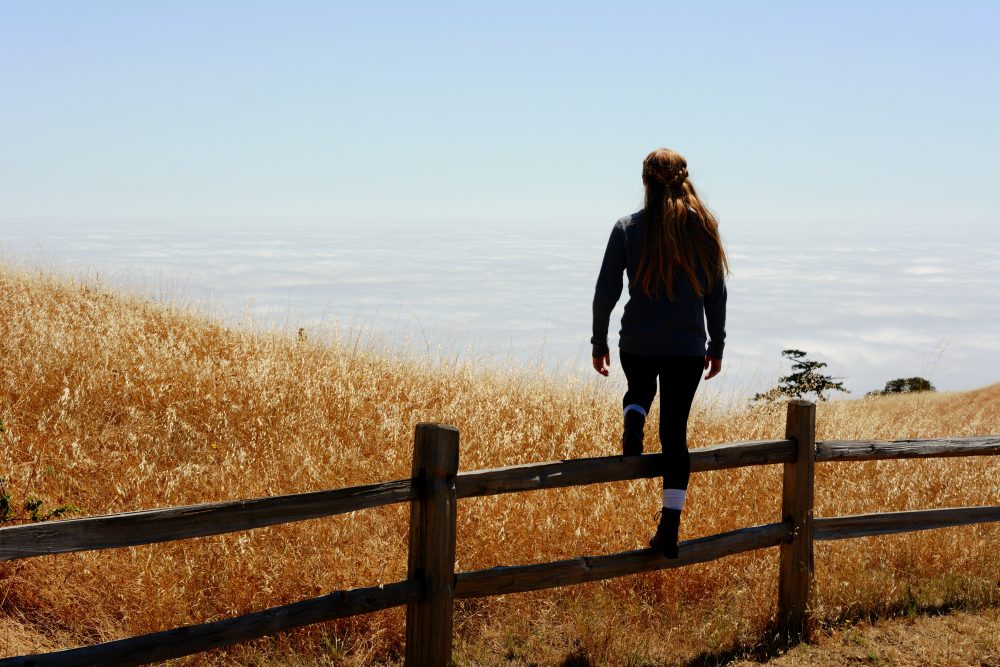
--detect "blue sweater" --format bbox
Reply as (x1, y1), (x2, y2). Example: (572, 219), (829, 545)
(591, 211), (727, 359)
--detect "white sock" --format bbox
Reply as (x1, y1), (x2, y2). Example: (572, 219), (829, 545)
(624, 404), (647, 417)
(662, 488), (686, 511)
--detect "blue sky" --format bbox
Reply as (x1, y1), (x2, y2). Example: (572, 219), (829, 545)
(3, 2), (1000, 394)
(3, 1), (998, 230)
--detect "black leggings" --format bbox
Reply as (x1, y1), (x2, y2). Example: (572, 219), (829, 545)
(620, 350), (703, 490)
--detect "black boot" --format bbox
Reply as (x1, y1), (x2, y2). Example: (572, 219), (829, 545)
(621, 410), (645, 456)
(649, 509), (681, 559)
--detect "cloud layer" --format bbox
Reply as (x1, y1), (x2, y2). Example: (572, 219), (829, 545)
(3, 220), (998, 397)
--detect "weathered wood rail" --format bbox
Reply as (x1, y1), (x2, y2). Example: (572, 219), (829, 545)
(1, 403), (998, 666)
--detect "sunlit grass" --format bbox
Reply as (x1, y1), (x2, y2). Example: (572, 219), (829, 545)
(1, 266), (997, 665)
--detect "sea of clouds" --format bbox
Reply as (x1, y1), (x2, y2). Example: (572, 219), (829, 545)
(3, 219), (998, 401)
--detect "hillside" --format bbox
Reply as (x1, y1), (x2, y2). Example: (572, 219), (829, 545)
(1, 266), (998, 666)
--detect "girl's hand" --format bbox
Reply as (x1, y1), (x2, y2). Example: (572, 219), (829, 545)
(593, 353), (610, 377)
(704, 355), (722, 380)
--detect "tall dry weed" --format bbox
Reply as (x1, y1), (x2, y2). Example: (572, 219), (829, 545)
(0, 266), (997, 665)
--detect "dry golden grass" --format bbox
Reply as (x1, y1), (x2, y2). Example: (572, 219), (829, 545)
(730, 606), (1000, 667)
(0, 265), (998, 666)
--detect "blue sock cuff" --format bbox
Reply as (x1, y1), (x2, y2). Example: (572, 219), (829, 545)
(624, 404), (647, 417)
(662, 488), (687, 510)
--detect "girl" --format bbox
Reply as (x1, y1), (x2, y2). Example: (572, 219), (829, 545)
(591, 147), (728, 558)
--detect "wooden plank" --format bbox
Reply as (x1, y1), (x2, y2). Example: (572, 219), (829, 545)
(0, 579), (421, 667)
(778, 400), (816, 641)
(454, 521), (790, 599)
(405, 424), (459, 667)
(0, 438), (796, 561)
(0, 479), (415, 562)
(454, 439), (794, 499)
(816, 436), (1000, 462)
(815, 506), (1000, 541)
(691, 439), (796, 471)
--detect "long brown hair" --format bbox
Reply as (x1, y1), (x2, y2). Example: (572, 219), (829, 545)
(634, 148), (729, 300)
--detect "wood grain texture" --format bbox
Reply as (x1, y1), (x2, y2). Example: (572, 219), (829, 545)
(405, 424), (459, 667)
(816, 436), (1000, 462)
(454, 521), (791, 599)
(0, 580), (421, 667)
(779, 400), (816, 640)
(815, 506), (1000, 540)
(0, 480), (416, 562)
(454, 439), (794, 499)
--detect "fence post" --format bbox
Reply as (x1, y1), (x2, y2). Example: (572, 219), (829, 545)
(405, 423), (460, 667)
(779, 400), (816, 641)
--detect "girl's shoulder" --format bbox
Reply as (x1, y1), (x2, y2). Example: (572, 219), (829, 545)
(616, 210), (644, 231)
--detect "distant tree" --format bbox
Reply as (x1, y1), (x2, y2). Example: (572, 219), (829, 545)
(867, 376), (936, 397)
(753, 349), (850, 403)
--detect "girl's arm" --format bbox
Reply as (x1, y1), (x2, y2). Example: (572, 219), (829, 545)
(591, 223), (627, 360)
(704, 270), (727, 360)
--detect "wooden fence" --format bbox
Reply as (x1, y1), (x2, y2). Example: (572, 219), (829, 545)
(1, 400), (998, 666)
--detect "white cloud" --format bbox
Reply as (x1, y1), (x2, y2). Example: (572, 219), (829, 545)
(5, 222), (1000, 395)
(855, 327), (940, 347)
(903, 265), (949, 276)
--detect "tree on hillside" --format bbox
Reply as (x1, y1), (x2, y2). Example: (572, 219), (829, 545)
(753, 349), (850, 403)
(867, 376), (936, 396)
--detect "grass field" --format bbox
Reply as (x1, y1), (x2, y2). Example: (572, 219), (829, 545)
(1, 266), (998, 666)
(731, 606), (1000, 667)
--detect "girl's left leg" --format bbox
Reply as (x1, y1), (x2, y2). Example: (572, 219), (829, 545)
(658, 355), (705, 492)
(650, 355), (704, 558)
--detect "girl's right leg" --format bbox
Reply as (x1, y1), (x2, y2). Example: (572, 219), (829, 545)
(619, 350), (657, 456)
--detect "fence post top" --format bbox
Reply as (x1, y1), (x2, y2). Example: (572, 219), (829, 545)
(788, 400), (815, 408)
(415, 422), (459, 434)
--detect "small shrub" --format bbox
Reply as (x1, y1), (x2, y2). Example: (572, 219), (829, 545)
(0, 478), (82, 524)
(0, 481), (11, 523)
(753, 349), (849, 403)
(867, 377), (936, 396)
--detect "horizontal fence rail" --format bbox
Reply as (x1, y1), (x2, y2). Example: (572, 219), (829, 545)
(0, 480), (416, 562)
(2, 408), (998, 666)
(0, 439), (794, 563)
(4, 436), (995, 563)
(816, 436), (1000, 461)
(455, 521), (791, 599)
(456, 439), (794, 499)
(0, 580), (422, 667)
(815, 506), (1000, 541)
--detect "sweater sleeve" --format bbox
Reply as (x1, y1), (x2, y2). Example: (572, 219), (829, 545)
(591, 223), (627, 358)
(704, 271), (727, 359)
